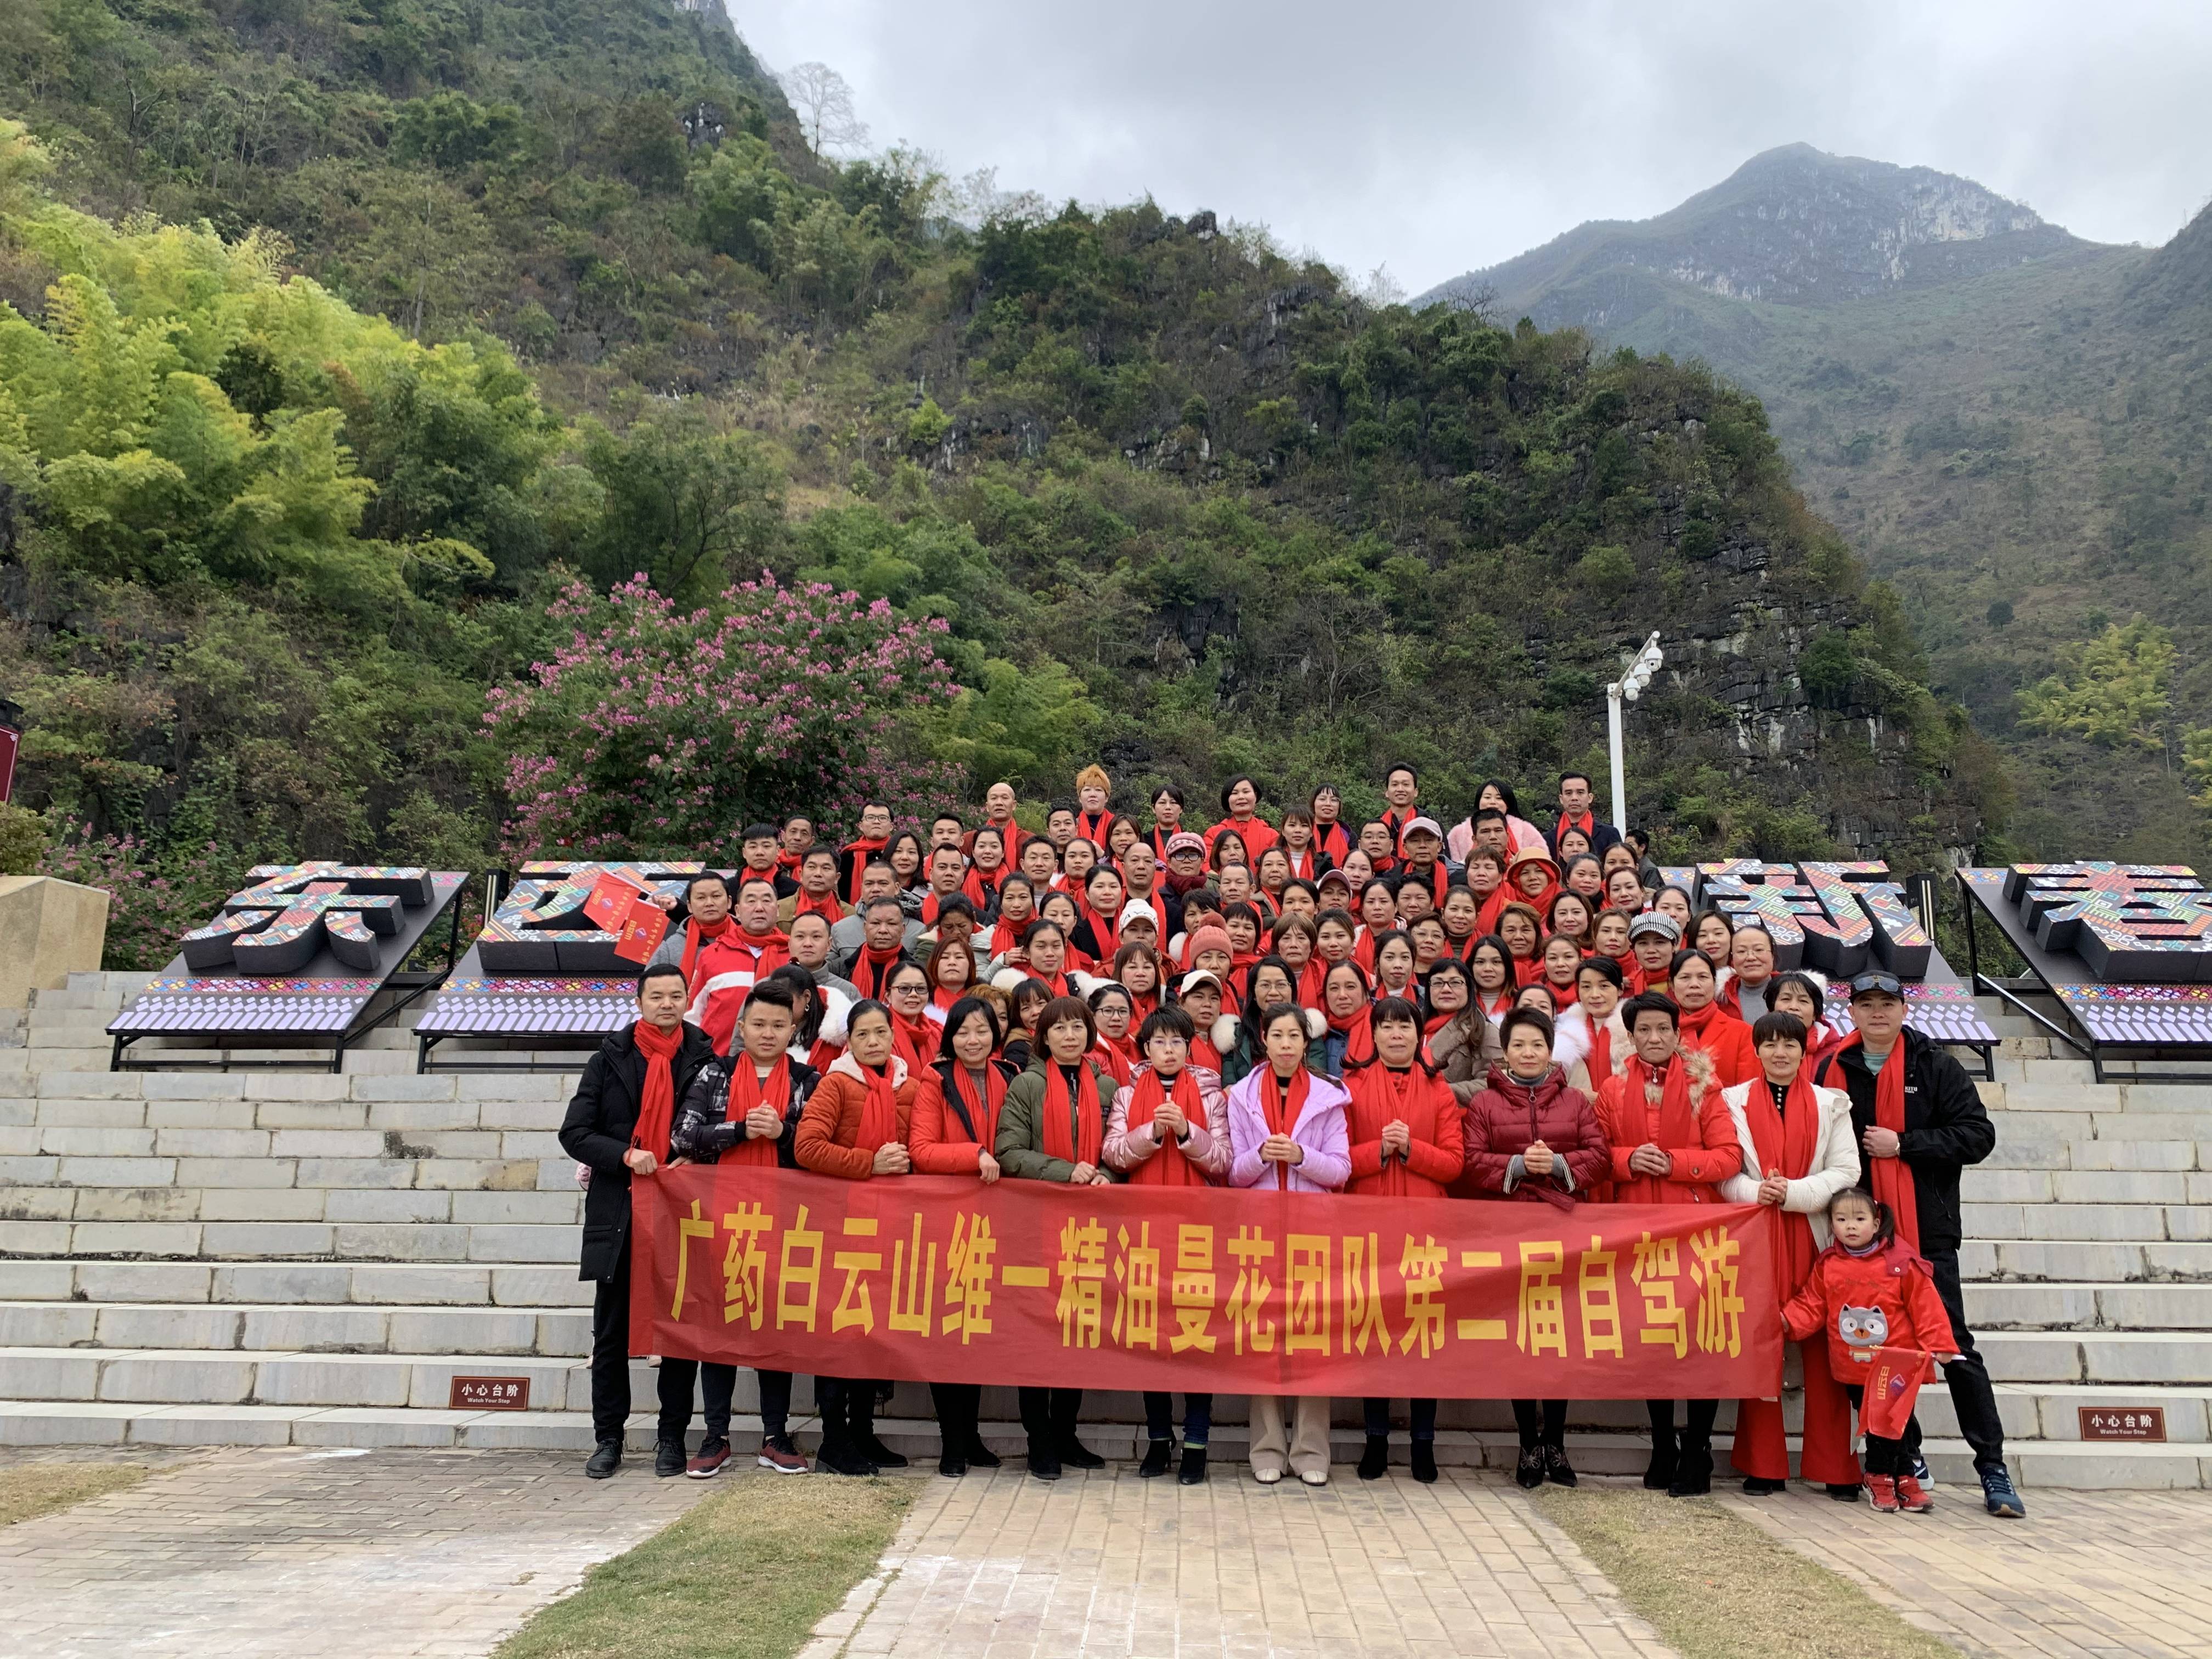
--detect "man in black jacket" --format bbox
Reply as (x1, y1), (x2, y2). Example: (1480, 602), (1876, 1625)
(1817, 971), (2026, 1519)
(558, 964), (716, 1479)
(666, 979), (819, 1477)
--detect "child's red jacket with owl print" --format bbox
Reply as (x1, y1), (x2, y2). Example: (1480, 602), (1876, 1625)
(1780, 1237), (1957, 1381)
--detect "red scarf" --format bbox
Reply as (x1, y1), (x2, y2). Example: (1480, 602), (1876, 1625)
(840, 837), (889, 903)
(854, 944), (906, 999)
(630, 1020), (683, 1161)
(1313, 821), (1352, 863)
(1381, 806), (1415, 855)
(1092, 1031), (1138, 1090)
(1041, 1063), (1103, 1168)
(1258, 1065), (1311, 1189)
(1557, 809), (1596, 845)
(1347, 1063), (1426, 1197)
(679, 913), (733, 995)
(1075, 809), (1116, 847)
(1285, 845), (1323, 881)
(1296, 957), (1329, 1009)
(1081, 903), (1120, 960)
(1740, 1068), (1826, 1294)
(1586, 1022), (1615, 1085)
(851, 1058), (902, 1154)
(1675, 998), (1737, 1049)
(1191, 1034), (1224, 1073)
(1475, 986), (1514, 1019)
(1840, 1034), (1920, 1251)
(723, 1055), (791, 1168)
(1147, 825), (1184, 861)
(791, 888), (843, 924)
(1327, 1001), (1374, 1069)
(891, 1010), (938, 1070)
(1126, 1066), (1210, 1187)
(775, 848), (805, 879)
(961, 865), (1003, 911)
(933, 1059), (1007, 1147)
(1028, 967), (1071, 997)
(1509, 950), (1545, 988)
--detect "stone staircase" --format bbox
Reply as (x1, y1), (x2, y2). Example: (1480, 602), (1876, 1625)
(2, 972), (2208, 1485)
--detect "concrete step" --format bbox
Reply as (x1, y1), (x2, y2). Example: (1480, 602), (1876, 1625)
(0, 1300), (591, 1356)
(1963, 1203), (2212, 1242)
(0, 1258), (590, 1306)
(1, 1184), (581, 1225)
(1985, 1138), (2205, 1172)
(0, 1216), (578, 1262)
(1963, 1169), (2212, 1204)
(0, 1346), (619, 1412)
(1981, 1329), (2212, 1384)
(1967, 1282), (2212, 1330)
(1961, 1240), (2212, 1283)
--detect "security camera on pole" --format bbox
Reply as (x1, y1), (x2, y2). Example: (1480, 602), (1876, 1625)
(1605, 632), (1663, 832)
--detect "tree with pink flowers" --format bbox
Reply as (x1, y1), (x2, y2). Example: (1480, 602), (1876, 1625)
(484, 573), (966, 858)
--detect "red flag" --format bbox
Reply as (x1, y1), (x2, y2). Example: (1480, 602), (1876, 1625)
(583, 871), (645, 933)
(613, 895), (669, 965)
(1859, 1346), (1932, 1441)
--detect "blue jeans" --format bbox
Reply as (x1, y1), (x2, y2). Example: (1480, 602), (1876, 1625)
(1143, 1391), (1212, 1446)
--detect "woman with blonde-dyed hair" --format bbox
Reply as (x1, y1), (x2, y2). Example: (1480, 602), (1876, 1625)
(1074, 764), (1117, 848)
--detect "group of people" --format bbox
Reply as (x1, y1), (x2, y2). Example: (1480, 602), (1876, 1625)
(557, 765), (2026, 1518)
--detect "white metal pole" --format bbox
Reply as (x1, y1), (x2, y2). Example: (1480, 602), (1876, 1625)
(1607, 681), (1627, 832)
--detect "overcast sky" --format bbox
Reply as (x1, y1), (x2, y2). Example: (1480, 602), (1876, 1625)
(736, 0), (2212, 296)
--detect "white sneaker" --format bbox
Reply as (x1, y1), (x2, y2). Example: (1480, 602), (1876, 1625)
(1299, 1468), (1328, 1487)
(1254, 1465), (1283, 1485)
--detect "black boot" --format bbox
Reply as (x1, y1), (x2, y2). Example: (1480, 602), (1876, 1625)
(1643, 1403), (1677, 1491)
(584, 1438), (622, 1479)
(1358, 1435), (1389, 1480)
(1544, 1443), (1577, 1487)
(1138, 1438), (1173, 1478)
(1742, 1476), (1787, 1496)
(815, 1384), (877, 1478)
(1515, 1444), (1545, 1489)
(1410, 1441), (1437, 1483)
(851, 1386), (907, 1469)
(1178, 1446), (1207, 1485)
(964, 1435), (1001, 1469)
(1052, 1391), (1103, 1468)
(1668, 1436), (1713, 1498)
(1028, 1436), (1062, 1480)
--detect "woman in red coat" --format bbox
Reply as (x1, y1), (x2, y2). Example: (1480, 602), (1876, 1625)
(1454, 1006), (1610, 1489)
(1344, 996), (1465, 1485)
(905, 996), (1015, 1477)
(1594, 993), (1745, 1496)
(1668, 950), (1758, 1087)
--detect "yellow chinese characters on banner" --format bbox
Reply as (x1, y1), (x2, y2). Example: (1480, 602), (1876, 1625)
(633, 1169), (1782, 1398)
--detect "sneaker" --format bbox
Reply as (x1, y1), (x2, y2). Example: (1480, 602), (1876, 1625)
(1895, 1474), (1932, 1513)
(1358, 1435), (1389, 1480)
(1410, 1442), (1438, 1484)
(1254, 1464), (1283, 1485)
(584, 1438), (622, 1479)
(1909, 1450), (1935, 1488)
(1299, 1467), (1328, 1487)
(1825, 1482), (1864, 1503)
(1866, 1474), (1900, 1513)
(686, 1436), (731, 1479)
(1979, 1464), (2026, 1519)
(757, 1434), (808, 1474)
(1544, 1444), (1577, 1488)
(1178, 1446), (1207, 1486)
(1514, 1446), (1545, 1489)
(1742, 1476), (1786, 1496)
(654, 1437), (687, 1478)
(1138, 1439), (1173, 1479)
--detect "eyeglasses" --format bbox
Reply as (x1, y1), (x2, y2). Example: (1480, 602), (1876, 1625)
(1848, 971), (1904, 998)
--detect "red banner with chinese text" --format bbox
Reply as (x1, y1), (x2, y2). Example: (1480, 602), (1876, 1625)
(630, 1167), (1784, 1397)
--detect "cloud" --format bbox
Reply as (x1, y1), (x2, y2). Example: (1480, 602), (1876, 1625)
(736, 0), (2212, 291)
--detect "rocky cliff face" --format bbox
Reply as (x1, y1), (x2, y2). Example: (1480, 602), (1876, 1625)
(1427, 143), (2086, 319)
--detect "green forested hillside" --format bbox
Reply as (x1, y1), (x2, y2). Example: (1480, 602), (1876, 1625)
(1426, 146), (2212, 860)
(0, 1), (2006, 963)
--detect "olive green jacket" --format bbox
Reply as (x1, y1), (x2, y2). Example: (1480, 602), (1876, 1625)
(996, 1057), (1125, 1183)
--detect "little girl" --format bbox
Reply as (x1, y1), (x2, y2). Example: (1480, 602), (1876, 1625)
(1782, 1189), (1961, 1514)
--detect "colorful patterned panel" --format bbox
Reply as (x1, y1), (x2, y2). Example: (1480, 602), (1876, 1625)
(414, 977), (643, 1037)
(2005, 864), (2212, 983)
(1695, 859), (1885, 978)
(177, 866), (427, 974)
(2055, 984), (2212, 1046)
(1803, 861), (1933, 979)
(1825, 983), (1997, 1047)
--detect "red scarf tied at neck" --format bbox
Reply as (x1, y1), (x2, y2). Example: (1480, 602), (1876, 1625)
(851, 1057), (904, 1155)
(855, 943), (906, 999)
(1840, 1032), (1919, 1250)
(1042, 1063), (1103, 1170)
(1126, 1066), (1208, 1187)
(1258, 1065), (1312, 1189)
(723, 1055), (791, 1169)
(679, 913), (733, 995)
(1741, 1066), (1825, 1294)
(630, 1020), (684, 1162)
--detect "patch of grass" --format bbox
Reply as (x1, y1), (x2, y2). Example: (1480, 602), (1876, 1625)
(1530, 1487), (1956, 1659)
(0, 1462), (150, 1528)
(494, 1474), (913, 1659)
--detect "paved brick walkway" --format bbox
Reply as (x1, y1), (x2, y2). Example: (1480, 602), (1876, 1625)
(802, 1468), (1675, 1659)
(1725, 1485), (2212, 1659)
(0, 1446), (709, 1658)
